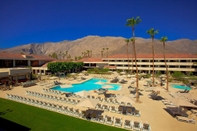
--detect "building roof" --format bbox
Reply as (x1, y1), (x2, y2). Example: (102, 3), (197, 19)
(41, 60), (70, 67)
(0, 52), (56, 60)
(106, 54), (197, 59)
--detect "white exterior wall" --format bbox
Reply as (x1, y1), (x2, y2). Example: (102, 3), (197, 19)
(84, 57), (197, 73)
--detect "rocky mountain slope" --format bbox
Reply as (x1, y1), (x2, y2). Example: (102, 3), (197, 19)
(1, 36), (197, 58)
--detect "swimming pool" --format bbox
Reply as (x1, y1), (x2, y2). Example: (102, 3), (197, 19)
(171, 84), (191, 90)
(51, 78), (121, 93)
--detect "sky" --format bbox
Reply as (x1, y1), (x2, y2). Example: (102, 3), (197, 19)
(0, 0), (197, 48)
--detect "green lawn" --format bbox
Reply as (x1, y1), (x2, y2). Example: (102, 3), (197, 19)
(0, 98), (127, 131)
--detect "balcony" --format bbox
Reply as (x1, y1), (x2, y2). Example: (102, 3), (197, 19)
(0, 69), (9, 78)
(9, 68), (31, 76)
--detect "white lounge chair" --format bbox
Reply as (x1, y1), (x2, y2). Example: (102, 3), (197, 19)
(124, 120), (132, 129)
(176, 116), (196, 124)
(132, 120), (141, 131)
(114, 118), (122, 127)
(105, 115), (114, 125)
(141, 122), (151, 131)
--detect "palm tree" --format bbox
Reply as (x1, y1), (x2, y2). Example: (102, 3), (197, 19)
(87, 50), (90, 57)
(59, 51), (62, 60)
(67, 54), (71, 61)
(146, 28), (159, 87)
(125, 39), (130, 73)
(126, 16), (141, 102)
(106, 48), (109, 57)
(90, 50), (92, 57)
(63, 50), (68, 60)
(101, 50), (103, 58)
(102, 48), (105, 58)
(63, 53), (67, 60)
(160, 36), (169, 91)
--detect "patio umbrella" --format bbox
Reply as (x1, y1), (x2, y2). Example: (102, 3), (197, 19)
(116, 95), (135, 104)
(82, 70), (87, 73)
(145, 87), (165, 92)
(180, 93), (197, 101)
(120, 72), (126, 75)
(75, 90), (92, 97)
(168, 97), (197, 108)
(78, 73), (84, 76)
(159, 74), (166, 78)
(49, 76), (58, 80)
(76, 99), (99, 109)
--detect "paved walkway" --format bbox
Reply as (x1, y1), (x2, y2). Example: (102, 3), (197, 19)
(0, 76), (197, 131)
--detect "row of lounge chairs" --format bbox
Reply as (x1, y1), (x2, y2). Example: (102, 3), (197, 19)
(7, 93), (147, 130)
(110, 78), (128, 84)
(95, 104), (140, 116)
(42, 88), (63, 94)
(89, 115), (151, 131)
(86, 95), (133, 106)
(26, 90), (81, 104)
(176, 116), (196, 124)
(6, 93), (83, 117)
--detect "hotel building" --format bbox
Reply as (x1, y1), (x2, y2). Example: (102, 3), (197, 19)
(81, 54), (197, 74)
(1, 52), (197, 85)
(0, 52), (55, 84)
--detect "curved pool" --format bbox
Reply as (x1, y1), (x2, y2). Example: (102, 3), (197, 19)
(51, 78), (121, 93)
(171, 84), (191, 90)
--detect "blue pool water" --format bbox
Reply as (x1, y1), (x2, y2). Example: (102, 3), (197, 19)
(171, 84), (191, 90)
(51, 78), (121, 93)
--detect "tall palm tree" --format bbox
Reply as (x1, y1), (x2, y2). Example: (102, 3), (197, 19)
(59, 51), (62, 60)
(146, 28), (159, 87)
(125, 39), (130, 73)
(81, 52), (84, 58)
(90, 50), (92, 57)
(65, 50), (68, 59)
(101, 51), (103, 58)
(84, 52), (87, 58)
(126, 16), (141, 102)
(86, 50), (89, 57)
(102, 48), (105, 58)
(160, 36), (169, 91)
(62, 53), (65, 59)
(106, 48), (109, 57)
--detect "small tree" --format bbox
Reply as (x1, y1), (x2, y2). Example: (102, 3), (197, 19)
(172, 71), (184, 81)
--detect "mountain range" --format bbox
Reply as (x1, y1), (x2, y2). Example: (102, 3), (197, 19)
(1, 36), (197, 58)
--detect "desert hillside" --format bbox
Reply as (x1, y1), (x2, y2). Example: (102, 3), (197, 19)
(1, 36), (197, 59)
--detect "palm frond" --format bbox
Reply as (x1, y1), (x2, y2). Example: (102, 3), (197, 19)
(125, 39), (130, 43)
(160, 36), (168, 42)
(130, 37), (135, 42)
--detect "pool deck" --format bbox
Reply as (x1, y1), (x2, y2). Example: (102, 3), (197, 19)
(1, 75), (197, 131)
